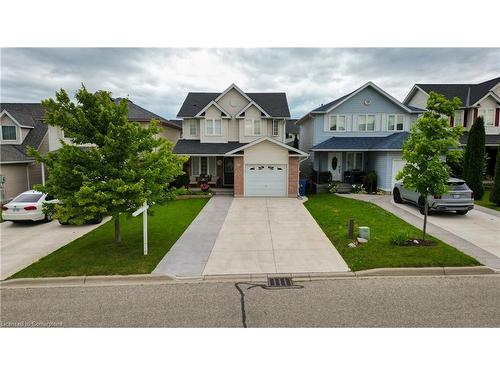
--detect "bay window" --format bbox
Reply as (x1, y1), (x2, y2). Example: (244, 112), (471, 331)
(327, 115), (346, 131)
(478, 109), (495, 127)
(453, 110), (464, 127)
(245, 119), (262, 136)
(205, 119), (222, 136)
(346, 152), (363, 171)
(358, 115), (375, 131)
(1, 125), (17, 141)
(191, 156), (216, 176)
(387, 114), (404, 131)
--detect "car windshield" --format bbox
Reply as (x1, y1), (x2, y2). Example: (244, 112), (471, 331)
(447, 181), (468, 191)
(11, 193), (43, 203)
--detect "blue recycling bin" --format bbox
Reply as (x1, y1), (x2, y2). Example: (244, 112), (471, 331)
(299, 178), (307, 196)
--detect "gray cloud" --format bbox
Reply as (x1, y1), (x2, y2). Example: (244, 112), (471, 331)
(1, 48), (499, 119)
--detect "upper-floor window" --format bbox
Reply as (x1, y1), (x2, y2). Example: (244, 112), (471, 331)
(245, 119), (261, 136)
(478, 109), (495, 127)
(1, 125), (17, 141)
(358, 115), (375, 131)
(205, 119), (222, 136)
(272, 120), (280, 137)
(327, 115), (346, 132)
(188, 119), (198, 136)
(387, 114), (404, 131)
(453, 110), (464, 127)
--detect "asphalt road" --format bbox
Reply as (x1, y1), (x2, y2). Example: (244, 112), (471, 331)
(2, 275), (500, 327)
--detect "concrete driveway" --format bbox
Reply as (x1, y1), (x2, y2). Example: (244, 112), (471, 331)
(202, 198), (349, 276)
(0, 219), (108, 280)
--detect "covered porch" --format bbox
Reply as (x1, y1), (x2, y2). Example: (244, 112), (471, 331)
(187, 155), (235, 188)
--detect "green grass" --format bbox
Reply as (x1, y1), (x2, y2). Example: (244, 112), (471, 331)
(304, 194), (480, 271)
(11, 198), (209, 279)
(475, 189), (500, 211)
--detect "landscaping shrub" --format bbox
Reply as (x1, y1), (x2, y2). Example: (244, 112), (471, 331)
(328, 181), (338, 193)
(363, 170), (377, 193)
(312, 170), (332, 184)
(463, 116), (485, 199)
(390, 230), (412, 246)
(490, 148), (500, 205)
(172, 170), (190, 188)
(351, 184), (364, 193)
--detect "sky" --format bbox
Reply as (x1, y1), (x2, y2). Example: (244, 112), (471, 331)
(1, 48), (500, 119)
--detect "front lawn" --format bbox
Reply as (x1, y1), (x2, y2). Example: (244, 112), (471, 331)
(11, 198), (209, 278)
(475, 189), (500, 212)
(304, 194), (480, 271)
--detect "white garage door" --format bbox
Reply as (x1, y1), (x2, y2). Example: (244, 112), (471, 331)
(245, 164), (287, 197)
(391, 159), (406, 190)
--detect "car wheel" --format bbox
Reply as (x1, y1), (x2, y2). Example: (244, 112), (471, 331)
(86, 214), (103, 225)
(456, 210), (468, 215)
(393, 188), (403, 203)
(418, 197), (427, 215)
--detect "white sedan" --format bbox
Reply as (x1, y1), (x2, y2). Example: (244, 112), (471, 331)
(1, 190), (56, 222)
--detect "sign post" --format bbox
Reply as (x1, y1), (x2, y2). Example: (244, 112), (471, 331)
(132, 201), (150, 255)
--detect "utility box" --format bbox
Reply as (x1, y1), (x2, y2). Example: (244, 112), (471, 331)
(358, 226), (370, 240)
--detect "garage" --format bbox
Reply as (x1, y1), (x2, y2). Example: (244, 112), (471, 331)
(245, 164), (287, 196)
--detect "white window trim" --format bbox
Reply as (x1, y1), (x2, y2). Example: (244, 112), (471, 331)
(188, 119), (198, 136)
(205, 118), (222, 136)
(325, 114), (347, 132)
(191, 156), (216, 176)
(272, 120), (280, 137)
(453, 110), (464, 127)
(346, 152), (364, 170)
(1, 124), (18, 141)
(357, 114), (376, 132)
(244, 119), (262, 136)
(387, 114), (405, 132)
(478, 108), (495, 127)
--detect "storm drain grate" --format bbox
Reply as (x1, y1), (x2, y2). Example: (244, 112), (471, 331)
(267, 277), (293, 288)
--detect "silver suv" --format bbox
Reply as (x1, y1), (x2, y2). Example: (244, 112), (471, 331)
(393, 178), (474, 215)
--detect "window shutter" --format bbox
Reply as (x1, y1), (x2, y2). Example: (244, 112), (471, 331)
(463, 110), (468, 127)
(192, 157), (199, 176)
(495, 109), (499, 127)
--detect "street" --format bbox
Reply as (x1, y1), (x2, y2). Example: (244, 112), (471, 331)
(2, 275), (500, 327)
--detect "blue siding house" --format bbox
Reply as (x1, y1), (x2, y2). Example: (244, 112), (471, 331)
(297, 82), (422, 192)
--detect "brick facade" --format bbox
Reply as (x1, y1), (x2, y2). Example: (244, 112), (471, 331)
(288, 156), (299, 197)
(233, 156), (244, 197)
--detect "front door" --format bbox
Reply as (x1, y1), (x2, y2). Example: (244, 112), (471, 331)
(328, 152), (342, 181)
(223, 158), (234, 186)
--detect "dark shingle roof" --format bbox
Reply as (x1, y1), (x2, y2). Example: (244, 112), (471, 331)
(286, 119), (299, 135)
(0, 103), (45, 127)
(460, 133), (500, 146)
(311, 91), (354, 112)
(415, 77), (500, 107)
(173, 140), (247, 154)
(311, 132), (410, 151)
(169, 119), (182, 127)
(113, 99), (181, 129)
(176, 91), (290, 118)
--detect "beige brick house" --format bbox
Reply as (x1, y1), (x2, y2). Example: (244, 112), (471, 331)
(173, 84), (308, 197)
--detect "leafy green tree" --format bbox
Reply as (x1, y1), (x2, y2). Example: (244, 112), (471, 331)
(489, 149), (500, 206)
(462, 116), (486, 199)
(396, 92), (462, 240)
(29, 86), (187, 243)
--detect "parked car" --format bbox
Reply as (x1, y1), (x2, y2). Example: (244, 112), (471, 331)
(1, 190), (57, 222)
(393, 178), (474, 215)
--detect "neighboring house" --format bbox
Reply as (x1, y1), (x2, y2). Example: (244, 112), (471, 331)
(297, 82), (422, 192)
(285, 119), (299, 146)
(173, 83), (308, 197)
(1, 100), (181, 203)
(404, 77), (500, 178)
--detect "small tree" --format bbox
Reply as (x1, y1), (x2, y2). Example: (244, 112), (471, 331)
(463, 116), (486, 199)
(489, 149), (500, 206)
(396, 92), (462, 240)
(30, 86), (187, 243)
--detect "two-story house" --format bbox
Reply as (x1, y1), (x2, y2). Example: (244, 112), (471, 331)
(297, 82), (421, 192)
(0, 100), (181, 203)
(173, 84), (308, 197)
(404, 77), (500, 178)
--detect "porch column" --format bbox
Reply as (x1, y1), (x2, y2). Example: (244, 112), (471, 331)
(233, 156), (244, 197)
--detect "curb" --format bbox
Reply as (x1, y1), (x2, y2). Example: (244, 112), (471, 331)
(2, 266), (498, 289)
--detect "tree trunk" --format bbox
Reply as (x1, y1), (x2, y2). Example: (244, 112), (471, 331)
(114, 215), (121, 243)
(422, 196), (428, 241)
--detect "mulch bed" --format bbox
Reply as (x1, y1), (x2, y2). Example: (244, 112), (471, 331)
(403, 239), (437, 247)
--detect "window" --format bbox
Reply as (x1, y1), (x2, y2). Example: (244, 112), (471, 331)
(346, 152), (363, 170)
(191, 156), (216, 176)
(205, 119), (222, 136)
(358, 115), (375, 131)
(478, 109), (495, 127)
(188, 119), (198, 136)
(327, 115), (346, 131)
(1, 125), (17, 141)
(388, 114), (404, 131)
(272, 120), (279, 137)
(453, 110), (464, 127)
(245, 119), (261, 136)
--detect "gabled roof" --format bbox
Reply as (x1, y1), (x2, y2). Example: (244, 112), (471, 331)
(193, 100), (231, 118)
(177, 87), (291, 118)
(224, 137), (308, 156)
(311, 132), (410, 151)
(0, 103), (45, 128)
(113, 98), (181, 129)
(406, 77), (500, 108)
(235, 101), (271, 118)
(1, 119), (48, 163)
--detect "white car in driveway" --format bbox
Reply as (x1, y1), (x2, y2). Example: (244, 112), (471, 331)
(1, 190), (56, 222)
(393, 178), (474, 215)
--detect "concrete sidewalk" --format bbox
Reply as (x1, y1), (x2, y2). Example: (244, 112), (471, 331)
(344, 194), (500, 270)
(152, 196), (233, 277)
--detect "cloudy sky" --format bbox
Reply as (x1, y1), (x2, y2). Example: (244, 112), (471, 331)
(1, 48), (500, 119)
